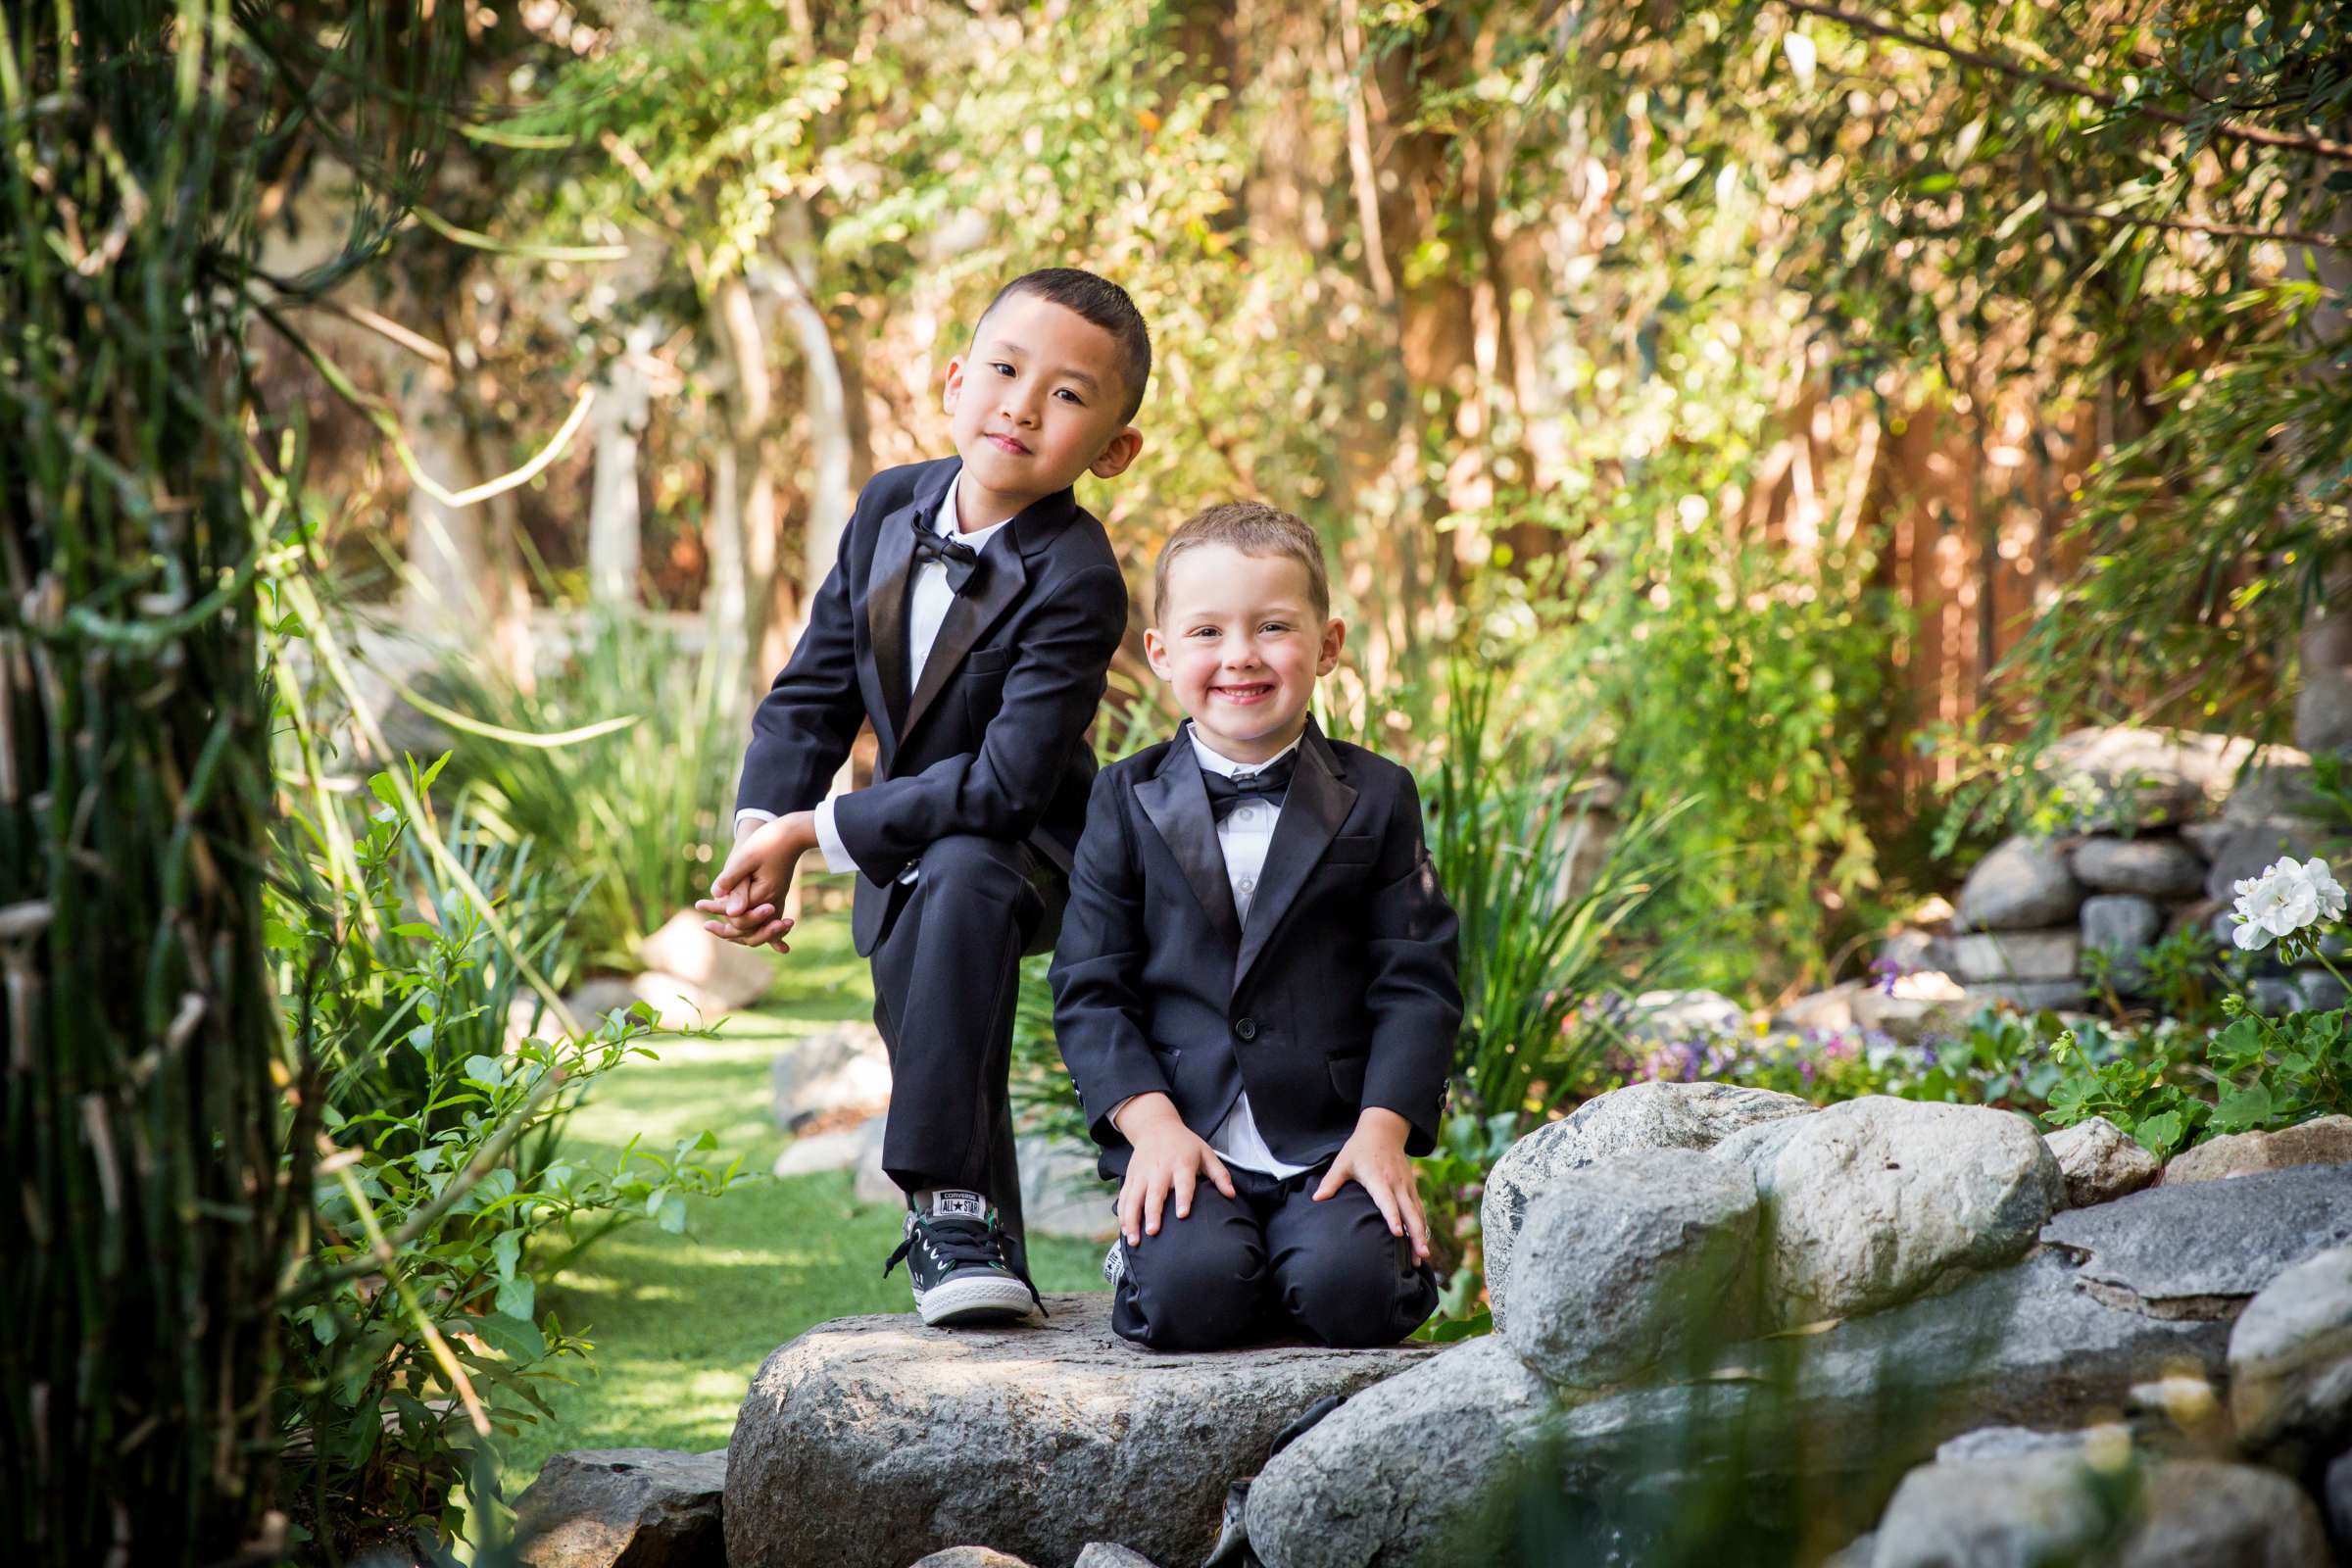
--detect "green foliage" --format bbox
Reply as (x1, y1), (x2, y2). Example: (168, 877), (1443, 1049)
(1410, 1109), (1521, 1342)
(272, 763), (742, 1554)
(431, 612), (742, 965)
(2047, 994), (2352, 1157)
(1428, 666), (1684, 1124)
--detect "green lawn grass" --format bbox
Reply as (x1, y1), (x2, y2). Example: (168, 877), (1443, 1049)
(496, 916), (1108, 1492)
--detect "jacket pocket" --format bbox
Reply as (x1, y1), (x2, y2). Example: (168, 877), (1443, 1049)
(961, 645), (1012, 676)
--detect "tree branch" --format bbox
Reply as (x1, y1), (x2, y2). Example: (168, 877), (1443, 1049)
(1779, 0), (2352, 164)
(2042, 198), (2352, 251)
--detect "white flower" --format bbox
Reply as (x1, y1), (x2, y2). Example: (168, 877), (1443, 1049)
(2231, 856), (2328, 950)
(2308, 858), (2348, 922)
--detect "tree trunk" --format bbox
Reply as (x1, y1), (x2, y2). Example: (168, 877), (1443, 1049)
(2289, 157), (2352, 756)
(706, 276), (779, 688)
(589, 320), (662, 612)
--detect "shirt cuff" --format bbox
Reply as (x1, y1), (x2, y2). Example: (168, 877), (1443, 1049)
(1107, 1095), (1137, 1134)
(733, 808), (779, 835)
(811, 797), (858, 875)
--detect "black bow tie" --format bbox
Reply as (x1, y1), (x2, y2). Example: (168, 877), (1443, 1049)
(1201, 754), (1297, 821)
(910, 514), (984, 594)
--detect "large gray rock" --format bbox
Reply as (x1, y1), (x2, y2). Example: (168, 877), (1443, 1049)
(1955, 836), (2083, 932)
(1482, 1082), (1811, 1332)
(1869, 1455), (2329, 1567)
(636, 909), (776, 1010)
(1501, 1148), (1760, 1389)
(1072, 1547), (1161, 1568)
(2042, 1117), (2159, 1209)
(2037, 725), (2270, 829)
(2079, 896), (2161, 993)
(2230, 1243), (2352, 1451)
(907, 1552), (1033, 1568)
(1710, 1098), (2062, 1327)
(2204, 815), (2331, 902)
(1549, 1249), (2233, 1493)
(2040, 1162), (2352, 1317)
(2329, 1448), (2352, 1550)
(1620, 988), (1747, 1044)
(1017, 1132), (1116, 1242)
(512, 1448), (727, 1568)
(771, 1113), (882, 1179)
(2070, 836), (2207, 898)
(2162, 1115), (2352, 1186)
(1850, 969), (1974, 1043)
(770, 1022), (892, 1131)
(724, 1296), (1430, 1568)
(1937, 929), (2082, 983)
(1244, 1337), (1555, 1568)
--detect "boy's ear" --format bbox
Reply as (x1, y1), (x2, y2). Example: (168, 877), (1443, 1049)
(1089, 425), (1143, 480)
(942, 355), (966, 415)
(1316, 615), (1346, 676)
(1143, 625), (1173, 680)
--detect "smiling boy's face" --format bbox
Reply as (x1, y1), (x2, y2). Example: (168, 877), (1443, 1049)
(1147, 542), (1344, 764)
(943, 290), (1142, 526)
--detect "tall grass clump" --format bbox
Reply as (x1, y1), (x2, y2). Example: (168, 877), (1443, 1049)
(2, 3), (466, 1558)
(430, 612), (743, 965)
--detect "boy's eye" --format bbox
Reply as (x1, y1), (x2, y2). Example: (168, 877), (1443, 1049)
(1189, 626), (1219, 638)
(991, 362), (1015, 376)
(1260, 622), (1291, 634)
(1054, 388), (1085, 405)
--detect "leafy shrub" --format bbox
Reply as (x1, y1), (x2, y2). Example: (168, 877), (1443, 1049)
(272, 760), (742, 1555)
(429, 612), (742, 965)
(2047, 1001), (2352, 1157)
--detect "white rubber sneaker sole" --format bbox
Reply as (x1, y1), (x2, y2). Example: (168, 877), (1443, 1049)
(914, 1273), (1036, 1326)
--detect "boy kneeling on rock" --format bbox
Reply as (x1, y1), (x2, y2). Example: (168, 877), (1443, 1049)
(1051, 502), (1460, 1349)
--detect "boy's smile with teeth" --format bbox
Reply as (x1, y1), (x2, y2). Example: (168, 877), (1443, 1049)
(1147, 542), (1345, 766)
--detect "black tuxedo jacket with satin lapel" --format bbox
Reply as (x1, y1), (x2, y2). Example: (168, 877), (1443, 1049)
(1049, 718), (1462, 1180)
(734, 456), (1129, 956)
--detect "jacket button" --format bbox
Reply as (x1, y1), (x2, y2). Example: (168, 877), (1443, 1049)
(1234, 1017), (1258, 1041)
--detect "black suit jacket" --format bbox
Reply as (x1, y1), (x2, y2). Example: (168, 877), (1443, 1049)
(1049, 719), (1462, 1179)
(735, 457), (1128, 955)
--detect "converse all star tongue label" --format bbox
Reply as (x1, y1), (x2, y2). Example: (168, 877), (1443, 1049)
(929, 1189), (989, 1219)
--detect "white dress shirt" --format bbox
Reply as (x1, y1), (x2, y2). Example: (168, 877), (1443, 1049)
(735, 472), (1013, 877)
(1111, 724), (1313, 1179)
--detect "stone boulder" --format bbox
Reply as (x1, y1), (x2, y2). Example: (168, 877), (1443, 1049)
(1482, 1081), (1811, 1332)
(1072, 1547), (1162, 1568)
(636, 909), (775, 1011)
(1937, 929), (2082, 984)
(2037, 725), (2268, 829)
(1244, 1336), (1555, 1568)
(1849, 969), (1972, 1043)
(2070, 836), (2207, 898)
(771, 1113), (882, 1179)
(908, 1552), (1033, 1568)
(1501, 1148), (1760, 1389)
(2079, 895), (2161, 993)
(1549, 1248), (2234, 1494)
(2230, 1243), (2352, 1452)
(1620, 988), (1747, 1044)
(512, 1448), (726, 1568)
(724, 1296), (1431, 1568)
(1955, 836), (2083, 932)
(1017, 1132), (1117, 1243)
(1868, 1454), (2329, 1567)
(1709, 1098), (2062, 1327)
(2161, 1115), (2352, 1186)
(2204, 815), (2331, 903)
(2040, 1162), (2352, 1318)
(1772, 980), (1862, 1036)
(565, 972), (730, 1033)
(2042, 1117), (2160, 1209)
(770, 1022), (893, 1131)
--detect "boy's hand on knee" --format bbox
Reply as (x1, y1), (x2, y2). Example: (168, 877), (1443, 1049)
(1313, 1107), (1430, 1263)
(1112, 1093), (1234, 1247)
(696, 812), (814, 953)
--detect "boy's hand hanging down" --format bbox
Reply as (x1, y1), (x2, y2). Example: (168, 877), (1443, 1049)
(697, 811), (814, 953)
(1313, 1106), (1431, 1263)
(1112, 1092), (1236, 1247)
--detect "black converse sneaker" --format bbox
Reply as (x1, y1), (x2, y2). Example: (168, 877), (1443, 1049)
(882, 1191), (1043, 1326)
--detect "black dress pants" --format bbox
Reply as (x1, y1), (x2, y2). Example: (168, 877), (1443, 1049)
(1110, 1160), (1441, 1351)
(867, 834), (1063, 1274)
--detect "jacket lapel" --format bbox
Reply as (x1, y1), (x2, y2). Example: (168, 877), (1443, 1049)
(899, 483), (1076, 744)
(1135, 737), (1243, 953)
(863, 463), (956, 746)
(1234, 720), (1355, 991)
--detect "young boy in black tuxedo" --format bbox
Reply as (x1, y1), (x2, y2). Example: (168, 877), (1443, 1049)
(1050, 502), (1458, 1350)
(699, 270), (1148, 1327)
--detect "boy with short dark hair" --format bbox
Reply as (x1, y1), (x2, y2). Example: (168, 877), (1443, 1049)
(701, 268), (1148, 1326)
(1050, 501), (1458, 1350)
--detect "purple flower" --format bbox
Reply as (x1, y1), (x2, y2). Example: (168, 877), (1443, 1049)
(1868, 956), (1909, 998)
